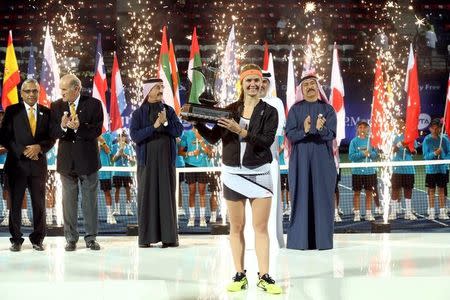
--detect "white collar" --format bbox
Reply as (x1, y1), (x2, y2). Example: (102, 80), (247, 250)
(23, 101), (37, 111)
(69, 94), (81, 108)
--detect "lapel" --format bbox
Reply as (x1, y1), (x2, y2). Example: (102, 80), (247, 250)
(77, 95), (86, 116)
(64, 95), (85, 116)
(35, 104), (43, 136)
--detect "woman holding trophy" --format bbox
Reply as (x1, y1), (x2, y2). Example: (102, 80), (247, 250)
(189, 64), (282, 294)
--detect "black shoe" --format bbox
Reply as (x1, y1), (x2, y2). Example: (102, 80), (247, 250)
(9, 243), (21, 252)
(65, 242), (77, 252)
(161, 241), (179, 248)
(86, 240), (100, 250)
(32, 243), (45, 251)
(139, 244), (151, 248)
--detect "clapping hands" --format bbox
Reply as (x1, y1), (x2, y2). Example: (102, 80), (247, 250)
(154, 109), (167, 128)
(61, 112), (79, 130)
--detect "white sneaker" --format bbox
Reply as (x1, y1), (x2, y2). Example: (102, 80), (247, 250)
(107, 212), (117, 224)
(388, 211), (397, 220)
(427, 208), (435, 220)
(0, 214), (8, 226)
(199, 217), (207, 227)
(125, 203), (134, 216)
(338, 207), (344, 215)
(22, 215), (32, 226)
(210, 211), (217, 223)
(46, 213), (53, 225)
(404, 211), (417, 220)
(375, 206), (383, 215)
(334, 213), (342, 222)
(178, 207), (186, 216)
(187, 217), (195, 227)
(284, 206), (291, 216)
(112, 206), (120, 216)
(438, 209), (449, 220)
(353, 210), (361, 222)
(365, 211), (375, 221)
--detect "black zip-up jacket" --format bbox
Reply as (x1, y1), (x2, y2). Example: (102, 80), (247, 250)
(196, 100), (278, 168)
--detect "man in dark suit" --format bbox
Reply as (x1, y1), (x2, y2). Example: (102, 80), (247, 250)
(0, 78), (55, 251)
(50, 74), (103, 251)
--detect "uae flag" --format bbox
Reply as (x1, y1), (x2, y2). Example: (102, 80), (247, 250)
(169, 39), (181, 115)
(187, 26), (204, 105)
(158, 26), (175, 109)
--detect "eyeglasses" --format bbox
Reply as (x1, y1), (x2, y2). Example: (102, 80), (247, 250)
(22, 89), (39, 94)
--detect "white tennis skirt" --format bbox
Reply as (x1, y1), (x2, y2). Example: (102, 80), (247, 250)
(222, 164), (273, 200)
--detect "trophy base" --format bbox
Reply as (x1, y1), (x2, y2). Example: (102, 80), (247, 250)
(180, 103), (233, 124)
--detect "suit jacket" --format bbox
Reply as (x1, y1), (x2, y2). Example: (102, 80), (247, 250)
(50, 95), (103, 175)
(1, 102), (55, 177)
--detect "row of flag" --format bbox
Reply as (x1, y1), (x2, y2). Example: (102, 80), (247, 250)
(2, 25), (449, 147)
(0, 28), (127, 133)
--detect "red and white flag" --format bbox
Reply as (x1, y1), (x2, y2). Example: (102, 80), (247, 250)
(286, 49), (296, 114)
(370, 58), (385, 148)
(403, 44), (421, 151)
(266, 53), (277, 98)
(38, 25), (61, 108)
(92, 33), (109, 133)
(301, 34), (316, 77)
(329, 43), (346, 146)
(444, 73), (450, 135)
(262, 41), (269, 71)
(284, 49), (296, 160)
(110, 52), (126, 132)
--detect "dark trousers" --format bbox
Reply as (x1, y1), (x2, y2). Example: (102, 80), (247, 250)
(7, 172), (46, 245)
(60, 172), (98, 243)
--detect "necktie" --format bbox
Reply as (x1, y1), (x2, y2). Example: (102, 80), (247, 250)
(29, 107), (36, 137)
(70, 102), (76, 117)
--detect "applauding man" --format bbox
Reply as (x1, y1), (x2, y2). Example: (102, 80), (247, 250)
(50, 74), (103, 251)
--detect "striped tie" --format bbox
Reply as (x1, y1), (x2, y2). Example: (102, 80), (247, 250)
(29, 107), (36, 137)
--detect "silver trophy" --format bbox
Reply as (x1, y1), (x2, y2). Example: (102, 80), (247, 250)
(181, 63), (233, 123)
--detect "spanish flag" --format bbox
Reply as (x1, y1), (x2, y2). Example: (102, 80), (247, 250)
(1, 30), (20, 110)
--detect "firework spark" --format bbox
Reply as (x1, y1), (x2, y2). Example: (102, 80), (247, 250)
(305, 2), (316, 14)
(414, 15), (426, 28)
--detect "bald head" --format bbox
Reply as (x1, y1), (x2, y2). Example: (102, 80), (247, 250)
(60, 74), (81, 103)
